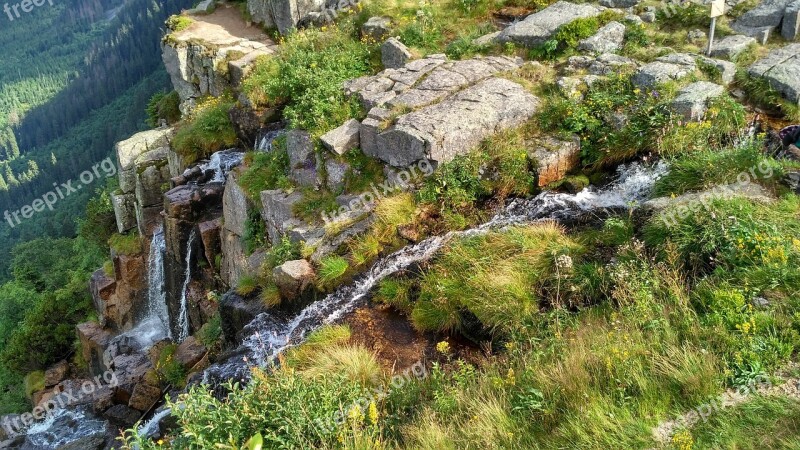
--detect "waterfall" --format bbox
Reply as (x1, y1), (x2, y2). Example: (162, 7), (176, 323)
(202, 161), (668, 383)
(256, 129), (285, 152)
(145, 229), (171, 340)
(201, 150), (245, 183)
(177, 230), (197, 343)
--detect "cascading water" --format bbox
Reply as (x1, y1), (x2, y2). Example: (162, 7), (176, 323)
(256, 129), (285, 152)
(177, 230), (197, 343)
(145, 229), (171, 340)
(201, 150), (245, 183)
(203, 161), (668, 383)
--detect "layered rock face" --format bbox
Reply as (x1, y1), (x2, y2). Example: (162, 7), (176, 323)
(220, 169), (254, 287)
(247, 0), (326, 35)
(112, 128), (174, 236)
(162, 5), (277, 113)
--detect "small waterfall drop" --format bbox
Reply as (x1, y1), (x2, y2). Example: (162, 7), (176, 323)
(203, 161), (668, 383)
(177, 230), (197, 343)
(256, 129), (285, 151)
(202, 150), (245, 183)
(145, 229), (171, 339)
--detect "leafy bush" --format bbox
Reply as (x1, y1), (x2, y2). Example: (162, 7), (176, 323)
(156, 344), (187, 388)
(242, 28), (373, 136)
(108, 232), (143, 256)
(123, 367), (375, 449)
(242, 209), (267, 255)
(172, 97), (237, 165)
(238, 143), (292, 202)
(146, 91), (181, 127)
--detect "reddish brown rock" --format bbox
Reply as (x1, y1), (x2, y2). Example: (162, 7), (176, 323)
(530, 135), (581, 187)
(44, 361), (70, 388)
(128, 382), (163, 412)
(76, 322), (112, 375)
(198, 218), (222, 267)
(114, 254), (146, 288)
(174, 336), (206, 370)
(89, 269), (116, 320)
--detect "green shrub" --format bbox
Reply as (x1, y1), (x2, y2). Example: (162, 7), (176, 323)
(146, 91), (181, 127)
(197, 314), (222, 348)
(108, 232), (142, 256)
(165, 15), (193, 32)
(264, 235), (301, 270)
(238, 142), (292, 202)
(242, 209), (267, 255)
(122, 367), (375, 449)
(172, 97), (237, 165)
(242, 28), (373, 136)
(156, 344), (187, 387)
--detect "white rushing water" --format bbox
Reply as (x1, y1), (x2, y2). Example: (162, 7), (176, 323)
(202, 161), (668, 383)
(200, 150), (245, 183)
(256, 129), (285, 152)
(177, 230), (197, 343)
(145, 229), (171, 339)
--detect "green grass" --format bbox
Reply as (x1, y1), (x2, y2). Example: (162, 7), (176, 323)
(108, 232), (143, 256)
(237, 139), (292, 202)
(171, 97), (238, 166)
(316, 255), (349, 289)
(689, 396), (800, 449)
(242, 26), (374, 137)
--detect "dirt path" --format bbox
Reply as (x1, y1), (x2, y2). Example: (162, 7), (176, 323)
(177, 4), (276, 46)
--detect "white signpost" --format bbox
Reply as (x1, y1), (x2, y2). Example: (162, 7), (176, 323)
(707, 0), (726, 55)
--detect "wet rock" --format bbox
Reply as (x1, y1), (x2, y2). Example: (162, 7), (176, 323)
(497, 1), (600, 47)
(578, 21), (625, 53)
(174, 336), (207, 370)
(76, 322), (112, 376)
(220, 291), (268, 344)
(373, 77), (539, 167)
(273, 260), (316, 301)
(198, 218), (222, 267)
(103, 404), (141, 429)
(529, 135), (581, 187)
(671, 81), (726, 121)
(362, 16), (392, 40)
(44, 361), (70, 388)
(709, 34), (756, 60)
(320, 119), (361, 156)
(748, 43), (800, 104)
(382, 37), (413, 69)
(128, 382), (163, 412)
(220, 228), (247, 288)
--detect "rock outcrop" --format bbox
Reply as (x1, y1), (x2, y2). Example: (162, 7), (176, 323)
(345, 55), (538, 167)
(248, 0), (328, 35)
(112, 128), (174, 235)
(497, 1), (601, 47)
(670, 81), (726, 121)
(162, 6), (277, 113)
(748, 43), (800, 104)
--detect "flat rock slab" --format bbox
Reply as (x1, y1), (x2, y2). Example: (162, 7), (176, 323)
(372, 77), (540, 167)
(734, 0), (791, 29)
(748, 43), (800, 103)
(497, 1), (601, 47)
(670, 81), (726, 120)
(578, 21), (625, 54)
(345, 55), (523, 110)
(632, 54), (696, 87)
(320, 119), (361, 155)
(709, 35), (756, 60)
